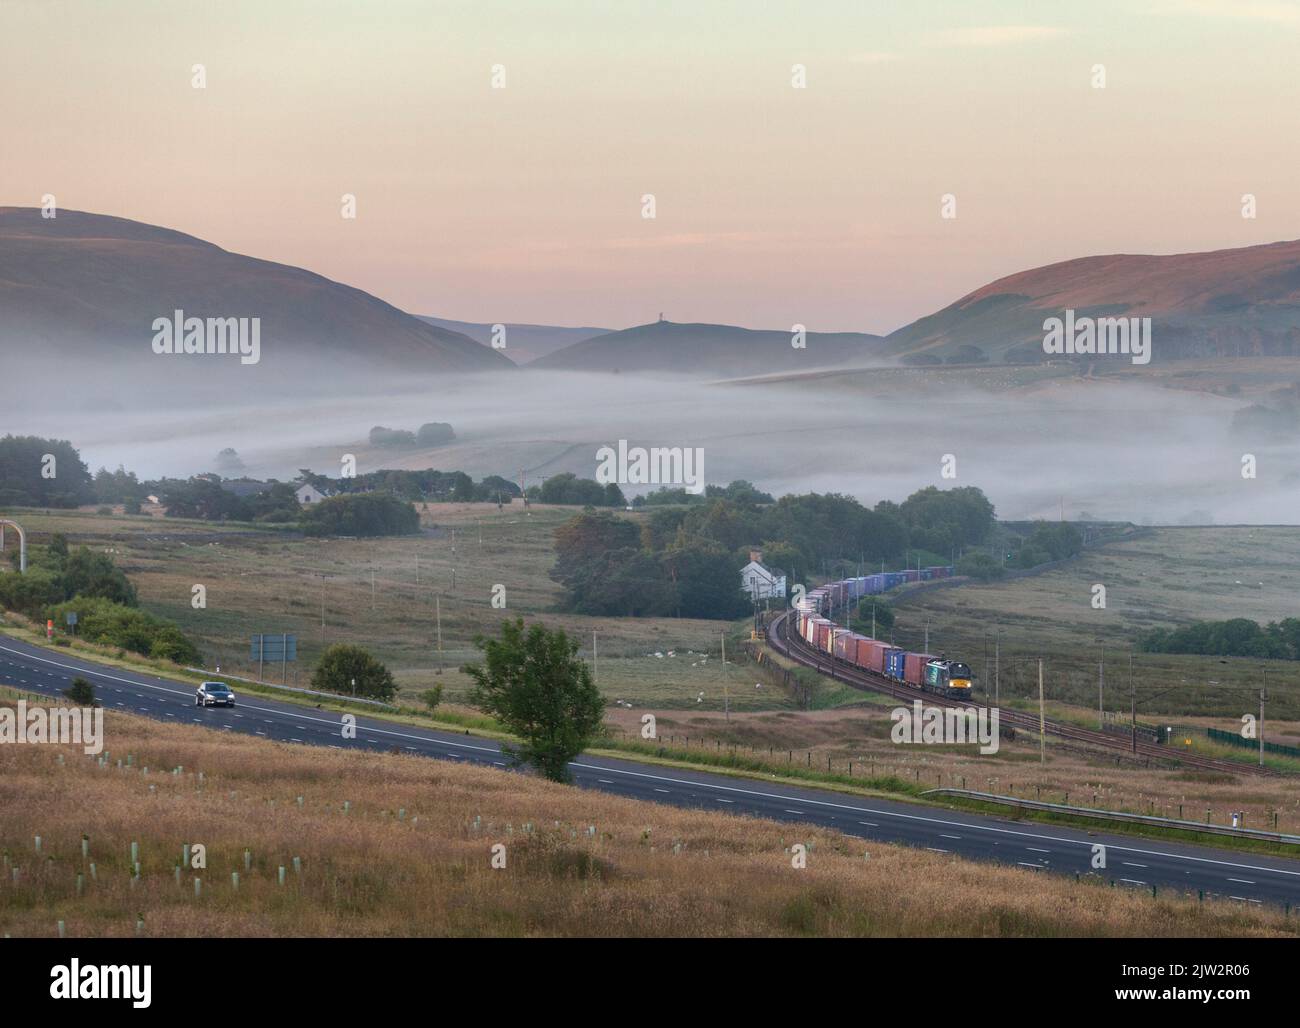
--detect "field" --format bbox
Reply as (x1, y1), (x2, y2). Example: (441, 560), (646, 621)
(3, 505), (775, 712)
(6, 507), (1300, 844)
(890, 526), (1300, 723)
(1, 691), (1293, 938)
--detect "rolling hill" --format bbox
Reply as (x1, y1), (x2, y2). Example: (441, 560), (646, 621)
(885, 239), (1300, 365)
(530, 320), (884, 377)
(418, 316), (612, 364)
(0, 208), (513, 378)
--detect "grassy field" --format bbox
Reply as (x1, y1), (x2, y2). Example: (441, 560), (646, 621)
(1, 505), (775, 712)
(890, 526), (1300, 723)
(2, 692), (1293, 938)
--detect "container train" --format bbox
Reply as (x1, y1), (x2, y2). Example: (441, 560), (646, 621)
(791, 567), (974, 699)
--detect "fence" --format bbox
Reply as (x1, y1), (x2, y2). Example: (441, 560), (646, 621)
(1208, 727), (1300, 760)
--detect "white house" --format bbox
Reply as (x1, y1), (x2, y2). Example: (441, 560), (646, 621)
(295, 483), (331, 506)
(740, 554), (786, 600)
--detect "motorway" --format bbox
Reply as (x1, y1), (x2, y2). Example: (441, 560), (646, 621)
(4, 632), (1300, 909)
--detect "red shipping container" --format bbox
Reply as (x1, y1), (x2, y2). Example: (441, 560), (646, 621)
(814, 621), (831, 651)
(853, 637), (874, 669)
(865, 640), (888, 673)
(904, 652), (935, 686)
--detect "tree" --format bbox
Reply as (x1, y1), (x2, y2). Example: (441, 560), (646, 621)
(311, 644), (397, 701)
(416, 422), (456, 446)
(465, 618), (605, 782)
(300, 493), (420, 537)
(419, 685), (443, 712)
(64, 677), (97, 706)
(0, 435), (94, 507)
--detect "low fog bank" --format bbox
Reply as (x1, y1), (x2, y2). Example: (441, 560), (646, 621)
(2, 356), (1295, 525)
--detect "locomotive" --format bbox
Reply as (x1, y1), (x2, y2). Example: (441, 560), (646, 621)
(792, 570), (975, 699)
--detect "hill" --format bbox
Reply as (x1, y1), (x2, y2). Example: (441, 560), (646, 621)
(531, 320), (884, 377)
(886, 239), (1300, 365)
(0, 208), (513, 382)
(1, 691), (1289, 937)
(418, 316), (612, 364)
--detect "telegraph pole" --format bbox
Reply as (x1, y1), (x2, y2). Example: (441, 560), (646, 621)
(435, 595), (443, 673)
(1129, 650), (1137, 753)
(1098, 651), (1104, 730)
(1037, 659), (1046, 765)
(1260, 672), (1267, 767)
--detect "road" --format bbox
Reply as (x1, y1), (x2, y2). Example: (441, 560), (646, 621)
(3, 632), (1300, 909)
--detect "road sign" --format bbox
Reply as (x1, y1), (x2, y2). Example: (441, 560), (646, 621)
(250, 634), (297, 661)
(65, 612), (78, 626)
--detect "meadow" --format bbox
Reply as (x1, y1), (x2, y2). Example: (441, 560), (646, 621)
(1, 693), (1292, 938)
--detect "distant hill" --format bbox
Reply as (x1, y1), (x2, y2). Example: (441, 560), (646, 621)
(885, 239), (1300, 365)
(418, 316), (612, 364)
(531, 321), (885, 377)
(0, 208), (513, 378)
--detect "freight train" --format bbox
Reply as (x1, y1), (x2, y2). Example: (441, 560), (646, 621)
(791, 567), (974, 699)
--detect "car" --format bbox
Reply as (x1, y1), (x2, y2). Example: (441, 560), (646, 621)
(195, 681), (236, 707)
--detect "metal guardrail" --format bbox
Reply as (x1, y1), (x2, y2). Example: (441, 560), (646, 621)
(184, 667), (398, 710)
(921, 788), (1300, 845)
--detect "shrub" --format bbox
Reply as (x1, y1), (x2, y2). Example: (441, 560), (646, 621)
(311, 644), (397, 701)
(63, 677), (97, 706)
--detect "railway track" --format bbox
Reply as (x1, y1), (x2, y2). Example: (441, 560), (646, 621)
(766, 609), (1282, 779)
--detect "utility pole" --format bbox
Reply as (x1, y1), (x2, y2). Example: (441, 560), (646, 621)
(371, 568), (376, 611)
(994, 631), (1000, 705)
(924, 618), (930, 653)
(1260, 672), (1267, 767)
(320, 574), (326, 640)
(1129, 650), (1136, 754)
(1038, 659), (1046, 765)
(1098, 651), (1104, 729)
(593, 631), (598, 687)
(720, 630), (726, 667)
(435, 595), (443, 673)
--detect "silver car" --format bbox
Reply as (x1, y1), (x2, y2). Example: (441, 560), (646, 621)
(195, 681), (236, 707)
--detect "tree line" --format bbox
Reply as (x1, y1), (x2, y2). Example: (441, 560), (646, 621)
(551, 485), (1000, 619)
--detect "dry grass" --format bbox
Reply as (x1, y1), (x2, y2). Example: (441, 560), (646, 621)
(894, 526), (1300, 721)
(6, 506), (769, 711)
(604, 700), (1300, 837)
(0, 698), (1294, 938)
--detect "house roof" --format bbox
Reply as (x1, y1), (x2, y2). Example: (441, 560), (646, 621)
(742, 561), (783, 583)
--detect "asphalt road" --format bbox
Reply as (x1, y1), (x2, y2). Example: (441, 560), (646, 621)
(4, 632), (1300, 909)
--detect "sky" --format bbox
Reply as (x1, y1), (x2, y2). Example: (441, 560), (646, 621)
(3, 0), (1299, 334)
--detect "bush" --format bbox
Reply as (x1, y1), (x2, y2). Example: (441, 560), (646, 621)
(416, 422), (456, 446)
(956, 552), (1005, 581)
(63, 677), (97, 706)
(300, 492), (420, 537)
(419, 685), (443, 712)
(311, 644), (397, 701)
(44, 597), (202, 665)
(369, 426), (417, 448)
